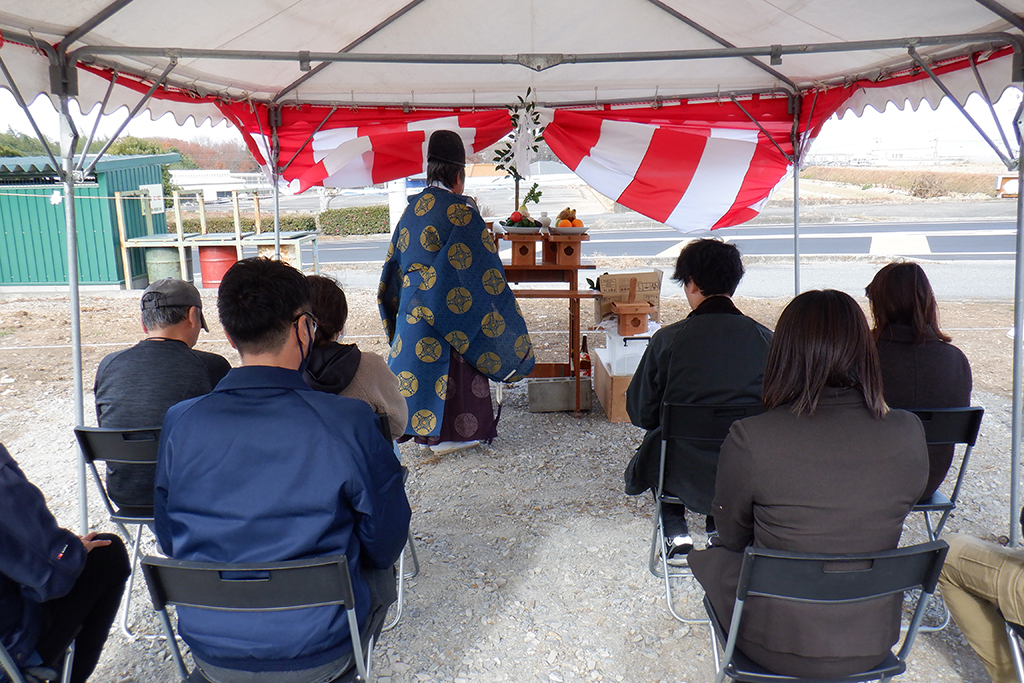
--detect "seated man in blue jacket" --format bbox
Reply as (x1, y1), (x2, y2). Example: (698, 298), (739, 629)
(155, 257), (411, 683)
(0, 443), (129, 683)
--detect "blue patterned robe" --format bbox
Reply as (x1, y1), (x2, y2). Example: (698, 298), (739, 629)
(379, 188), (535, 438)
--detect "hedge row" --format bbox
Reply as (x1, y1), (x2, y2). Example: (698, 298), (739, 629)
(317, 205), (390, 236)
(169, 214), (317, 234)
(167, 205), (390, 236)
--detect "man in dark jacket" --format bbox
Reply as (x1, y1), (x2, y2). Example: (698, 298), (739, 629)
(155, 258), (410, 682)
(0, 443), (129, 683)
(94, 277), (230, 507)
(625, 238), (771, 562)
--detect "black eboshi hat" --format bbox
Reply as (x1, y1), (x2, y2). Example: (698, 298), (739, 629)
(427, 130), (466, 165)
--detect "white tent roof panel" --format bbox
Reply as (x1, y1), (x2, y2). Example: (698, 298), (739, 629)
(2, 0), (1023, 123)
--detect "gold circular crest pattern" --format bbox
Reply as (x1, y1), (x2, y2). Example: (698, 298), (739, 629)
(447, 242), (473, 270)
(406, 305), (435, 326)
(515, 334), (532, 360)
(415, 336), (444, 363)
(445, 330), (470, 354)
(435, 374), (449, 400)
(397, 371), (419, 397)
(446, 287), (473, 314)
(477, 352), (501, 376)
(414, 193), (435, 216)
(481, 311), (506, 338)
(402, 274), (411, 289)
(482, 268), (505, 295)
(377, 280), (387, 296)
(481, 227), (497, 253)
(411, 410), (437, 435)
(447, 203), (472, 226)
(386, 241), (394, 260)
(417, 265), (436, 291)
(390, 334), (402, 358)
(397, 228), (410, 252)
(420, 225), (442, 252)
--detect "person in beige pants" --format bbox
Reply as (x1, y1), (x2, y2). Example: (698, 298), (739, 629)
(939, 532), (1024, 683)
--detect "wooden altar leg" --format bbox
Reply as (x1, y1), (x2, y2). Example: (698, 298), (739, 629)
(570, 296), (581, 416)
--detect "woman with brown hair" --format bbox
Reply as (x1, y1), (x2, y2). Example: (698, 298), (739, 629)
(304, 275), (408, 440)
(866, 261), (972, 497)
(689, 289), (928, 679)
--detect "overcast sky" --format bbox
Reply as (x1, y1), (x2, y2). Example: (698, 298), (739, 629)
(2, 87), (1022, 164)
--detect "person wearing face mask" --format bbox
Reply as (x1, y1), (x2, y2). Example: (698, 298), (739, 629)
(154, 257), (410, 683)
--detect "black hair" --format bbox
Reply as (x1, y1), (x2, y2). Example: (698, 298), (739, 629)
(140, 303), (191, 331)
(306, 275), (347, 346)
(763, 290), (887, 418)
(672, 238), (744, 296)
(217, 258), (311, 355)
(426, 160), (465, 190)
(866, 261), (951, 344)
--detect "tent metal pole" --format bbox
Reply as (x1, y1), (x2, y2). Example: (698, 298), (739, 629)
(793, 168), (801, 296)
(1012, 105), (1024, 546)
(58, 96), (87, 535)
(909, 48), (1016, 168)
(270, 107), (282, 259)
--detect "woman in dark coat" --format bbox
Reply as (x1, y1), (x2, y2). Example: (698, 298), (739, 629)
(689, 290), (928, 679)
(866, 261), (972, 498)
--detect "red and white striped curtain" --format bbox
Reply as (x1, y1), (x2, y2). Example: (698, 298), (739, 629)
(219, 89), (850, 231)
(541, 91), (849, 232)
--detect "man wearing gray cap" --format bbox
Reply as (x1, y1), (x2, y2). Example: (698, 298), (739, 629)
(94, 278), (231, 507)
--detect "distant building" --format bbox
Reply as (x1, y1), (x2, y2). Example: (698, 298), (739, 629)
(169, 169), (271, 202)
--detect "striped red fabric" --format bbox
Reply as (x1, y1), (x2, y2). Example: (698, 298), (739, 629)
(218, 90), (849, 229)
(219, 104), (513, 193)
(542, 91), (849, 232)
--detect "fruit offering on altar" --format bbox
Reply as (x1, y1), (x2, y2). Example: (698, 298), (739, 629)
(555, 207), (585, 228)
(499, 209), (543, 228)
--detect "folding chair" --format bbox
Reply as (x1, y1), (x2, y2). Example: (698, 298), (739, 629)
(0, 642), (75, 683)
(375, 415), (419, 633)
(909, 407), (984, 542)
(704, 540), (949, 683)
(906, 407), (983, 633)
(1006, 617), (1024, 683)
(141, 555), (376, 683)
(649, 403), (763, 623)
(73, 426), (161, 639)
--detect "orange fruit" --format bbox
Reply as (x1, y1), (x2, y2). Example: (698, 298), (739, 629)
(571, 218), (584, 227)
(558, 219), (572, 227)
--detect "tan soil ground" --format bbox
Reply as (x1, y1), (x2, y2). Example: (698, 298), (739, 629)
(0, 269), (1016, 682)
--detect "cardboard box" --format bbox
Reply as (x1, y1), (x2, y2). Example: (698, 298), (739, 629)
(593, 347), (634, 423)
(592, 270), (662, 325)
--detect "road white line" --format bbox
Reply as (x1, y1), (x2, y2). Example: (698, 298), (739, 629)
(869, 234), (931, 255)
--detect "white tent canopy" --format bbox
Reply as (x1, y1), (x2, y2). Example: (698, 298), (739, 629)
(1, 1), (1023, 119)
(2, 0), (1024, 540)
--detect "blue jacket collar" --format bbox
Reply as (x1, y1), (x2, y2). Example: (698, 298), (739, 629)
(214, 365), (311, 392)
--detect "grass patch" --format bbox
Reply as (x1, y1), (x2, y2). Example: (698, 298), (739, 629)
(801, 166), (997, 198)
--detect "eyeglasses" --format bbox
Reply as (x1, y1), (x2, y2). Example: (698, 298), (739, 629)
(294, 311), (319, 338)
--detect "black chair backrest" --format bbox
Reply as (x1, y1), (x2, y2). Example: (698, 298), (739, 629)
(661, 403), (765, 444)
(737, 540), (949, 604)
(377, 414), (392, 442)
(910, 407), (983, 447)
(141, 555), (355, 613)
(74, 427), (161, 465)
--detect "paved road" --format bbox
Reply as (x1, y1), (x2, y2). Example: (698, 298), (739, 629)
(237, 218), (1020, 266)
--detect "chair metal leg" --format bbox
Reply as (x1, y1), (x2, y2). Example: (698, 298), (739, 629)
(651, 505), (705, 624)
(1007, 622), (1024, 683)
(381, 550), (406, 633)
(155, 608), (190, 682)
(382, 533), (419, 632)
(916, 589), (952, 634)
(120, 524), (145, 639)
(405, 532), (419, 579)
(59, 644), (74, 683)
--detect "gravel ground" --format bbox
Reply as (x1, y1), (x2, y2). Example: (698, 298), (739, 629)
(0, 261), (1016, 683)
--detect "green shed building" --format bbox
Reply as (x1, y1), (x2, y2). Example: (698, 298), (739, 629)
(0, 153), (180, 286)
